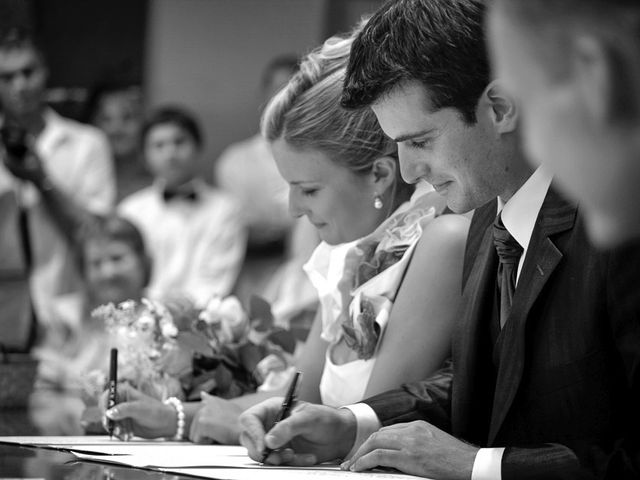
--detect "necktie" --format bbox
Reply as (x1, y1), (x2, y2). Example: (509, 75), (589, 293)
(493, 214), (523, 328)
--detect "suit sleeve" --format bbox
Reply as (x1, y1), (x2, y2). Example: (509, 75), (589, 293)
(501, 241), (640, 480)
(363, 359), (453, 432)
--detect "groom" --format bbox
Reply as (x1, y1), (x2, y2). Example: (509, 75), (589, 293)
(239, 1), (640, 479)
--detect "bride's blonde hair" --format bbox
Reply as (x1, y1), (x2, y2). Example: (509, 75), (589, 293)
(261, 22), (411, 205)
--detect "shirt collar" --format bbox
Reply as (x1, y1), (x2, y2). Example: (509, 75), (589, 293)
(498, 166), (553, 253)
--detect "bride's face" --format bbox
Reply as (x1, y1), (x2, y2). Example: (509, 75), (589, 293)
(272, 138), (383, 245)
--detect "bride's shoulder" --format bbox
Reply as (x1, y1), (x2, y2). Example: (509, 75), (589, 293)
(413, 213), (470, 260)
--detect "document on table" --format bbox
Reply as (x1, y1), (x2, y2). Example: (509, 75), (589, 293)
(170, 467), (431, 480)
(0, 436), (431, 479)
(71, 445), (429, 479)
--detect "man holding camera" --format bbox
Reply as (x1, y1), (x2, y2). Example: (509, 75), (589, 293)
(0, 27), (115, 353)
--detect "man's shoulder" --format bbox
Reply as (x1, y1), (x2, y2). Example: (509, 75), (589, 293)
(44, 110), (109, 151)
(48, 111), (104, 138)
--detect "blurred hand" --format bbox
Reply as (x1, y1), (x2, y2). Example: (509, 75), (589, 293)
(101, 383), (176, 440)
(239, 397), (356, 466)
(1, 142), (47, 186)
(189, 392), (243, 444)
(341, 420), (478, 480)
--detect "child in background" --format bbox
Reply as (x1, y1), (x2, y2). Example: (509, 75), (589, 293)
(30, 215), (151, 435)
(118, 106), (247, 306)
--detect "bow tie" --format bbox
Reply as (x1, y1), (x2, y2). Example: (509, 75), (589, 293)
(162, 188), (198, 202)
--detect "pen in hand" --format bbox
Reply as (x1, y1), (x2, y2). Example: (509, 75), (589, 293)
(107, 348), (118, 440)
(261, 371), (301, 464)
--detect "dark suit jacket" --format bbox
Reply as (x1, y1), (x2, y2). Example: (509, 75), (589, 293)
(364, 188), (640, 479)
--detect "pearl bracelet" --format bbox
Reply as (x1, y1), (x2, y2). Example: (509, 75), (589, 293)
(163, 397), (185, 440)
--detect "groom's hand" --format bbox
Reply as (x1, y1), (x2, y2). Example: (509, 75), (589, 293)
(239, 397), (357, 466)
(342, 420), (478, 480)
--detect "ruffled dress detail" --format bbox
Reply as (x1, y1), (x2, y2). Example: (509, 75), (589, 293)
(303, 185), (439, 407)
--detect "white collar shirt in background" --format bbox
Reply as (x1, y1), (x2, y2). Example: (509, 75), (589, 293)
(118, 178), (247, 306)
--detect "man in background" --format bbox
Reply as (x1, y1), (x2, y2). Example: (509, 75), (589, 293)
(215, 54), (299, 256)
(0, 27), (115, 352)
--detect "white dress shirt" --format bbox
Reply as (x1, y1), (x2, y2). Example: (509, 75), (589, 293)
(118, 178), (247, 306)
(344, 167), (554, 480)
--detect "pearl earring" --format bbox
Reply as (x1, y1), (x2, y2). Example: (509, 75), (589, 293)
(374, 195), (383, 210)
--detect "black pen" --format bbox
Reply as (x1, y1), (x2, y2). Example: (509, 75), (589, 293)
(107, 348), (118, 440)
(261, 370), (301, 463)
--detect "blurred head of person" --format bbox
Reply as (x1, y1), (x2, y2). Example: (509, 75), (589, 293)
(341, 0), (526, 214)
(82, 215), (151, 307)
(0, 27), (48, 121)
(141, 106), (203, 190)
(261, 28), (414, 246)
(87, 83), (143, 161)
(260, 54), (299, 106)
(489, 0), (640, 247)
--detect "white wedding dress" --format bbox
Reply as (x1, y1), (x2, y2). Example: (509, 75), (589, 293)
(303, 184), (437, 407)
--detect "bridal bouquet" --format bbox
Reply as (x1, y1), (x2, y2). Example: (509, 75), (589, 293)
(83, 295), (296, 405)
(338, 192), (439, 359)
(175, 295), (297, 400)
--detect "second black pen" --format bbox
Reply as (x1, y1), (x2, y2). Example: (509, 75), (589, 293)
(260, 370), (302, 463)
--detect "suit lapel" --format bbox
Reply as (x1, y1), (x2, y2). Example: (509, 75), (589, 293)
(452, 201), (498, 438)
(487, 187), (578, 444)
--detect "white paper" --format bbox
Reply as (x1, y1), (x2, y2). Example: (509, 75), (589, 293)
(0, 436), (432, 479)
(72, 444), (254, 467)
(172, 467), (430, 480)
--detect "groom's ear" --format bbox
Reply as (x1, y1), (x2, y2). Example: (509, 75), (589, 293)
(482, 80), (518, 134)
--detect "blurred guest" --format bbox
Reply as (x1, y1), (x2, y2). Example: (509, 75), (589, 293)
(119, 106), (246, 306)
(30, 215), (150, 435)
(215, 54), (298, 250)
(0, 27), (115, 353)
(488, 0), (640, 249)
(86, 82), (152, 202)
(262, 216), (319, 341)
(215, 55), (302, 301)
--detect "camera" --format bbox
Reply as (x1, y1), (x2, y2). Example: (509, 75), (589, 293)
(0, 123), (29, 161)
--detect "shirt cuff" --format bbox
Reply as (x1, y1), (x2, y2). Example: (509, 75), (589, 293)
(341, 403), (381, 460)
(471, 447), (505, 480)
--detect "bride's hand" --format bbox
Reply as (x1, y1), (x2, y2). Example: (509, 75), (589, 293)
(101, 383), (177, 439)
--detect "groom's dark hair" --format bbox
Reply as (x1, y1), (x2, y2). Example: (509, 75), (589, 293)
(342, 0), (489, 124)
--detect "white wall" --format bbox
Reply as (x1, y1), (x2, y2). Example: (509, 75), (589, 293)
(145, 0), (327, 180)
